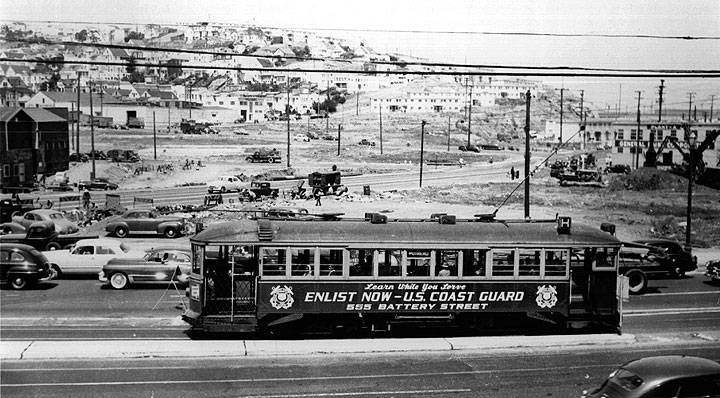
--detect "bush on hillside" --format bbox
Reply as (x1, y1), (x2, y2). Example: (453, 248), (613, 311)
(608, 168), (686, 191)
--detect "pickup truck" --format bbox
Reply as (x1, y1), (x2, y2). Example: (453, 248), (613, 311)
(246, 150), (281, 163)
(0, 220), (98, 251)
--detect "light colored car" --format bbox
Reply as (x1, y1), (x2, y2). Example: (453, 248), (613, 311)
(207, 175), (246, 193)
(105, 210), (185, 238)
(99, 248), (192, 289)
(293, 134), (310, 142)
(12, 209), (79, 235)
(42, 238), (143, 277)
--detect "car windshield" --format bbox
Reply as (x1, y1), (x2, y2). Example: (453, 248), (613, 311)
(611, 368), (644, 390)
(119, 243), (131, 253)
(48, 213), (64, 220)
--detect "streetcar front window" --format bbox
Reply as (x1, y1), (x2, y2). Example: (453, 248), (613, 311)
(545, 249), (569, 277)
(191, 245), (203, 274)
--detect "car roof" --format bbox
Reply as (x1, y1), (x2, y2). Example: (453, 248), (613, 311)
(75, 238), (122, 246)
(29, 209), (62, 216)
(623, 356), (720, 381)
(0, 242), (37, 252)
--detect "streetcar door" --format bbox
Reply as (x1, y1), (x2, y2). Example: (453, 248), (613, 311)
(587, 248), (618, 317)
(231, 245), (257, 313)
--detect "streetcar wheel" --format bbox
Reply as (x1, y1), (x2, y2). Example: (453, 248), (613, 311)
(164, 227), (178, 239)
(625, 270), (647, 294)
(109, 273), (128, 289)
(10, 275), (28, 290)
(114, 226), (128, 238)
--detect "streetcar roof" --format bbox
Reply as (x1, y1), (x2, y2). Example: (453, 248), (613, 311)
(191, 219), (621, 247)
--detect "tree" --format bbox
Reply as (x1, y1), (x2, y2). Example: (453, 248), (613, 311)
(125, 31), (145, 42)
(39, 73), (61, 91)
(74, 29), (88, 42)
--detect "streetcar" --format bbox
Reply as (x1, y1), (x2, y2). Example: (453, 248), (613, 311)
(182, 213), (624, 335)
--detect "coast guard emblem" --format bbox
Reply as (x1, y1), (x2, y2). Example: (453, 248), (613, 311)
(270, 285), (294, 309)
(535, 285), (558, 309)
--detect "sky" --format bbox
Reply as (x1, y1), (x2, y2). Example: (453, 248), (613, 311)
(2, 0), (719, 114)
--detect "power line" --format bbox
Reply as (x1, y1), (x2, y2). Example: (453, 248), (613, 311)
(4, 18), (720, 40)
(5, 37), (720, 75)
(4, 57), (720, 78)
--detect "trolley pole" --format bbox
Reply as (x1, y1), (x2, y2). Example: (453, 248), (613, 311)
(420, 120), (427, 188)
(523, 90), (530, 219)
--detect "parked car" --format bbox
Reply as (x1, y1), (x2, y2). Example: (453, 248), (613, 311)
(293, 134), (310, 142)
(78, 178), (119, 191)
(705, 260), (720, 285)
(99, 247), (192, 289)
(0, 220), (98, 251)
(458, 145), (467, 151)
(466, 144), (480, 152)
(481, 144), (503, 150)
(633, 239), (697, 277)
(42, 238), (142, 277)
(1, 243), (55, 289)
(618, 242), (669, 294)
(69, 153), (89, 163)
(582, 355), (720, 398)
(105, 210), (186, 238)
(12, 209), (79, 235)
(358, 139), (376, 146)
(0, 222), (26, 235)
(207, 175), (246, 193)
(321, 134), (338, 141)
(84, 150), (107, 160)
(240, 181), (280, 201)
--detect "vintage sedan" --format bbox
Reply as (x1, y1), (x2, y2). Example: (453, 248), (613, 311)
(99, 247), (192, 289)
(1, 243), (55, 289)
(12, 209), (79, 235)
(78, 178), (118, 191)
(43, 238), (143, 277)
(633, 239), (697, 277)
(105, 210), (185, 238)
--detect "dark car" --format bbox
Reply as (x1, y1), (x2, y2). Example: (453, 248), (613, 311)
(583, 355), (720, 398)
(1, 243), (55, 289)
(69, 153), (89, 163)
(633, 239), (697, 277)
(466, 144), (480, 152)
(358, 139), (376, 146)
(99, 247), (192, 289)
(105, 210), (185, 238)
(78, 178), (119, 191)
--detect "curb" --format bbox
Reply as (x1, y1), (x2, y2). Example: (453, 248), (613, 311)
(1, 334), (636, 361)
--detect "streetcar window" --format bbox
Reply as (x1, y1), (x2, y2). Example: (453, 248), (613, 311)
(349, 249), (373, 277)
(593, 248), (617, 271)
(518, 250), (541, 277)
(545, 249), (569, 277)
(291, 248), (315, 277)
(261, 248), (287, 277)
(192, 245), (203, 274)
(436, 250), (458, 277)
(406, 249), (431, 277)
(377, 249), (401, 277)
(319, 248), (343, 277)
(462, 249), (488, 278)
(491, 249), (515, 277)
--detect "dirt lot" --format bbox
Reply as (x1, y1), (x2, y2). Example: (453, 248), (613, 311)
(68, 106), (720, 258)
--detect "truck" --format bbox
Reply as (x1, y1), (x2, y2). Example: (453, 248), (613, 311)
(0, 220), (98, 251)
(245, 149), (282, 163)
(107, 149), (140, 163)
(240, 181), (279, 201)
(308, 171), (343, 195)
(127, 117), (145, 129)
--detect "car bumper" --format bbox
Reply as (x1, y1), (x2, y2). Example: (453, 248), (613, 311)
(98, 271), (108, 283)
(39, 268), (55, 281)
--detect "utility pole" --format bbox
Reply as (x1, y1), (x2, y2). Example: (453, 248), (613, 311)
(420, 120), (427, 188)
(153, 112), (157, 160)
(167, 102), (171, 133)
(356, 88), (359, 116)
(286, 87), (291, 159)
(523, 90), (531, 219)
(76, 74), (80, 156)
(99, 90), (104, 116)
(658, 79), (665, 122)
(70, 103), (75, 152)
(379, 103), (383, 155)
(687, 92), (695, 121)
(89, 81), (96, 180)
(447, 114), (451, 151)
(467, 79), (473, 146)
(337, 124), (341, 156)
(579, 90), (585, 150)
(188, 85), (193, 120)
(558, 88), (565, 144)
(635, 91), (642, 169)
(710, 95), (715, 121)
(325, 81), (329, 137)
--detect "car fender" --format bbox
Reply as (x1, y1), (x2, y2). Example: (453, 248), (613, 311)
(105, 220), (129, 232)
(156, 221), (183, 234)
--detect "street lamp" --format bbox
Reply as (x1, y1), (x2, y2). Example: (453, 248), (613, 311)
(685, 129), (697, 254)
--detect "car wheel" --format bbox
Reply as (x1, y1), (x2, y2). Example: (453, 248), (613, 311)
(114, 226), (128, 238)
(45, 241), (62, 250)
(164, 227), (178, 238)
(109, 272), (128, 289)
(51, 264), (62, 279)
(10, 275), (28, 290)
(625, 270), (648, 294)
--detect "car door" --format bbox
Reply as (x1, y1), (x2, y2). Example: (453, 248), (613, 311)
(95, 244), (121, 269)
(63, 244), (97, 274)
(124, 212), (141, 232)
